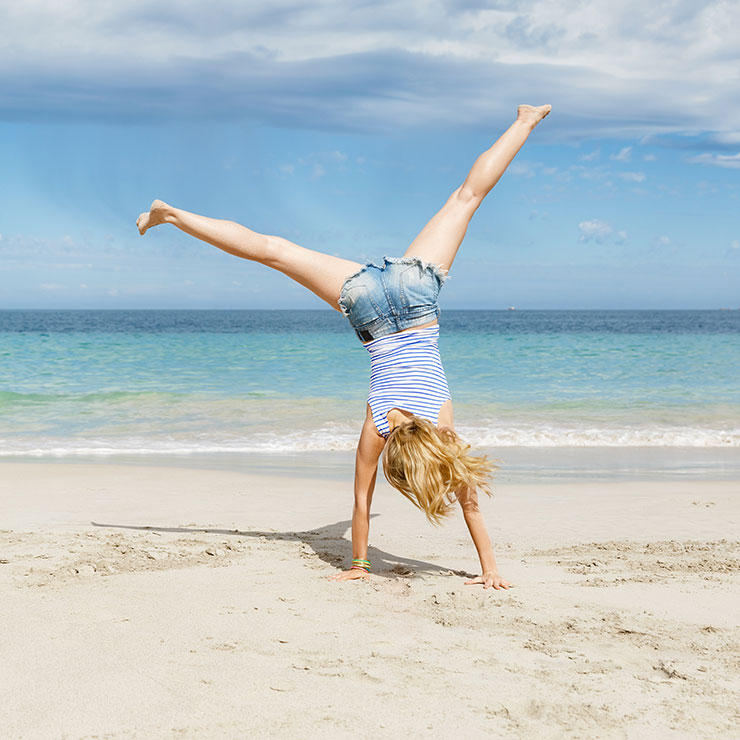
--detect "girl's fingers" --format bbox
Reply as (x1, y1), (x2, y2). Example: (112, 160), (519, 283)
(465, 578), (513, 588)
(466, 576), (514, 588)
(330, 570), (372, 582)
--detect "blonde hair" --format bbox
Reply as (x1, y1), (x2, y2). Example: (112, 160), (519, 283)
(382, 416), (498, 525)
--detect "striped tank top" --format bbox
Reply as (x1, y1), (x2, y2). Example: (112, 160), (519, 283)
(365, 325), (452, 438)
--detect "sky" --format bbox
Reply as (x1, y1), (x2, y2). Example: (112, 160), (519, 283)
(1, 0), (738, 310)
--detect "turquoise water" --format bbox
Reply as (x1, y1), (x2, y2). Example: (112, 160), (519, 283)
(1, 310), (738, 460)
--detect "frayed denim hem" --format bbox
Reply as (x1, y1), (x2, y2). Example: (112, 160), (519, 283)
(337, 254), (449, 319)
(381, 255), (450, 285)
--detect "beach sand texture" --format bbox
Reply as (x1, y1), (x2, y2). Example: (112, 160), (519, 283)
(1, 462), (738, 738)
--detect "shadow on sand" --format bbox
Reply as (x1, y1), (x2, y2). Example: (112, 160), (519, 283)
(91, 515), (474, 580)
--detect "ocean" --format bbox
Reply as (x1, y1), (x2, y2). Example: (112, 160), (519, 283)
(2, 309), (739, 480)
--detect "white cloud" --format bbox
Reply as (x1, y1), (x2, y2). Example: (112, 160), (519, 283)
(713, 132), (740, 145)
(619, 171), (646, 182)
(287, 150), (349, 179)
(39, 282), (65, 291)
(1, 1), (739, 139)
(642, 153), (657, 161)
(610, 146), (632, 162)
(649, 234), (677, 254)
(578, 219), (612, 242)
(570, 164), (611, 185)
(509, 161), (537, 178)
(730, 240), (740, 250)
(686, 152), (740, 169)
(579, 149), (600, 162)
(578, 219), (628, 245)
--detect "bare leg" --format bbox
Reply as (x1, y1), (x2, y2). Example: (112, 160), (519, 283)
(136, 201), (363, 310)
(404, 104), (551, 273)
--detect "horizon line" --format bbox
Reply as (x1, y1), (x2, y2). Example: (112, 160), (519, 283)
(2, 307), (739, 312)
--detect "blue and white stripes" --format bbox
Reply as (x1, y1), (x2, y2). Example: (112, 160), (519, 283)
(365, 325), (452, 437)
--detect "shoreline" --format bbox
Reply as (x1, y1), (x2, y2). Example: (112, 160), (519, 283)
(2, 444), (739, 484)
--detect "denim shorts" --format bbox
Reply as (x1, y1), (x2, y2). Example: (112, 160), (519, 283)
(338, 255), (449, 343)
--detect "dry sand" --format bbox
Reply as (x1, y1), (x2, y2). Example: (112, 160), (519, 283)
(0, 461), (738, 738)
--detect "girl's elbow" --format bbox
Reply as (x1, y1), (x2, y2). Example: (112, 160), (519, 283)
(353, 501), (370, 518)
(460, 501), (481, 517)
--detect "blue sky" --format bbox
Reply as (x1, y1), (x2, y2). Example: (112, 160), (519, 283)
(1, 0), (738, 309)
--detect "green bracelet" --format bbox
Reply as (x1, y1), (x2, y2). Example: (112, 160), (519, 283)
(352, 558), (371, 572)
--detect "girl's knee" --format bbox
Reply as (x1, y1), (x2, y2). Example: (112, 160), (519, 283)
(455, 184), (483, 207)
(261, 235), (285, 267)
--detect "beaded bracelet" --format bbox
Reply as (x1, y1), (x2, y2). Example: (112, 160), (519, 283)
(351, 558), (371, 573)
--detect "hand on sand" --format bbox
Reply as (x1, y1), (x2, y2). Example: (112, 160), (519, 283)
(329, 568), (371, 582)
(465, 572), (513, 590)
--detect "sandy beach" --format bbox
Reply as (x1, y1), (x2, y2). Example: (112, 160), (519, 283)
(1, 460), (737, 738)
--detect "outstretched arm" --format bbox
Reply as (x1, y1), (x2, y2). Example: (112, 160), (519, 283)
(457, 485), (513, 590)
(330, 410), (386, 582)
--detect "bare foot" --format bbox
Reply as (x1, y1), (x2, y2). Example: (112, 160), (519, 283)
(516, 104), (552, 127)
(136, 199), (173, 235)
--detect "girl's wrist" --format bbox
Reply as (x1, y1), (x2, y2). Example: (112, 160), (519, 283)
(351, 557), (371, 573)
